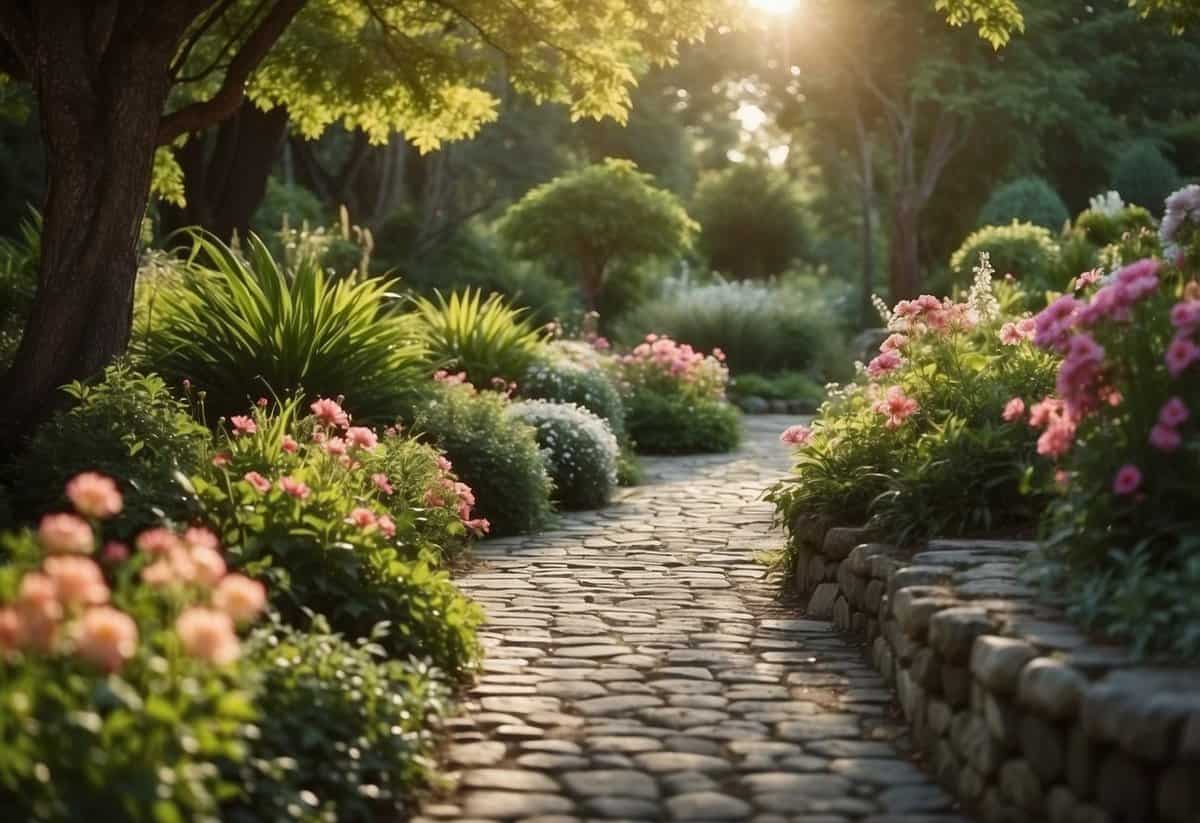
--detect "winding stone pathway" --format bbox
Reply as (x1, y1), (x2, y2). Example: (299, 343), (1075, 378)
(419, 417), (969, 823)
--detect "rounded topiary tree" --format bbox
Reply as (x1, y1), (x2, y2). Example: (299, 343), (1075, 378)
(691, 163), (811, 280)
(950, 221), (1062, 287)
(1112, 141), (1182, 211)
(508, 400), (619, 510)
(977, 177), (1070, 231)
(497, 159), (697, 311)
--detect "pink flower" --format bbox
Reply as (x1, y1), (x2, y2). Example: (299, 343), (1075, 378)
(866, 350), (904, 378)
(1170, 300), (1200, 333)
(189, 545), (227, 586)
(43, 556), (109, 608)
(999, 322), (1033, 346)
(0, 608), (20, 655)
(257, 397), (269, 408)
(378, 515), (396, 539)
(1072, 269), (1103, 290)
(465, 517), (491, 536)
(281, 435), (299, 454)
(65, 472), (123, 520)
(15, 573), (62, 650)
(712, 347), (726, 362)
(176, 607), (240, 665)
(212, 452), (232, 467)
(872, 386), (919, 430)
(212, 575), (266, 623)
(310, 397), (349, 428)
(780, 425), (813, 446)
(38, 513), (94, 555)
(591, 336), (611, 351)
(1150, 423), (1183, 452)
(1115, 258), (1160, 285)
(1028, 397), (1064, 429)
(75, 606), (138, 673)
(1056, 334), (1106, 417)
(1002, 397), (1026, 423)
(244, 471), (272, 494)
(1160, 397), (1190, 428)
(230, 415), (257, 436)
(278, 476), (311, 500)
(1166, 334), (1200, 378)
(345, 426), (379, 451)
(101, 542), (129, 565)
(1036, 416), (1076, 458)
(347, 507), (377, 530)
(1033, 295), (1081, 352)
(136, 527), (181, 556)
(372, 473), (394, 495)
(1112, 464), (1143, 496)
(436, 456), (453, 474)
(433, 370), (469, 386)
(880, 334), (908, 353)
(324, 437), (347, 456)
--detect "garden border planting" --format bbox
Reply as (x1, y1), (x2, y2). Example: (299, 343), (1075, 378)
(789, 514), (1200, 823)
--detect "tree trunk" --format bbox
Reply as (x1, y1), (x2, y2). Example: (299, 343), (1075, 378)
(860, 189), (876, 326)
(888, 199), (922, 302)
(0, 27), (173, 433)
(578, 258), (606, 313)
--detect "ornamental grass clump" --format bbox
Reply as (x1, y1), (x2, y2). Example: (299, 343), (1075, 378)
(768, 254), (1058, 574)
(0, 475), (267, 821)
(509, 400), (619, 510)
(1015, 190), (1200, 656)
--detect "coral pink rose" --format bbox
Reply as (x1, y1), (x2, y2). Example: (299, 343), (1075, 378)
(65, 472), (123, 519)
(212, 575), (266, 623)
(136, 527), (181, 556)
(0, 608), (20, 655)
(278, 476), (311, 500)
(345, 426), (379, 450)
(43, 556), (109, 608)
(15, 573), (62, 650)
(1001, 398), (1026, 423)
(230, 415), (257, 436)
(872, 386), (919, 430)
(244, 471), (272, 494)
(75, 606), (138, 673)
(378, 515), (396, 539)
(176, 608), (240, 665)
(281, 435), (299, 454)
(310, 397), (349, 428)
(372, 473), (394, 495)
(189, 545), (227, 586)
(347, 507), (377, 530)
(38, 513), (94, 555)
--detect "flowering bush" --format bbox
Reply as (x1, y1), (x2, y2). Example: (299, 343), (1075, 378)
(520, 356), (626, 439)
(509, 400), (619, 510)
(415, 382), (553, 537)
(0, 476), (265, 821)
(1019, 205), (1200, 655)
(193, 397), (482, 675)
(769, 255), (1058, 567)
(950, 220), (1062, 291)
(618, 333), (730, 400)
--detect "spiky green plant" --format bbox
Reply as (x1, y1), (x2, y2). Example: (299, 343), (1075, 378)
(134, 232), (428, 423)
(410, 288), (547, 387)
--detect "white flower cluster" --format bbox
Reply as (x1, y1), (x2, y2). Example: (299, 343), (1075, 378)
(1088, 190), (1125, 217)
(1161, 184), (1200, 260)
(966, 252), (1001, 323)
(509, 400), (619, 490)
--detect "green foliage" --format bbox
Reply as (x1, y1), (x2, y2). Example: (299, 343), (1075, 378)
(977, 177), (1069, 231)
(151, 147), (187, 208)
(509, 400), (619, 510)
(411, 289), (546, 387)
(729, 372), (826, 407)
(135, 232), (428, 424)
(1111, 140), (1182, 211)
(615, 279), (846, 377)
(4, 364), (208, 539)
(230, 619), (448, 822)
(251, 177), (329, 237)
(691, 163), (811, 280)
(1074, 203), (1156, 249)
(415, 385), (552, 537)
(498, 159), (697, 308)
(950, 221), (1062, 289)
(624, 392), (742, 455)
(520, 356), (626, 439)
(934, 0), (1025, 47)
(0, 209), (39, 369)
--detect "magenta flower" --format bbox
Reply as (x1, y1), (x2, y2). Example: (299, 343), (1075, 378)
(1160, 397), (1190, 427)
(1149, 423), (1182, 452)
(1112, 464), (1143, 496)
(866, 350), (903, 378)
(1171, 301), (1200, 333)
(1166, 334), (1200, 378)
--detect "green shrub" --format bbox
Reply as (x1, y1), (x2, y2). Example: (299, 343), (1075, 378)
(614, 279), (846, 377)
(625, 393), (741, 455)
(728, 371), (825, 406)
(1055, 231), (1100, 285)
(411, 289), (546, 387)
(0, 209), (39, 370)
(977, 177), (1069, 231)
(1075, 203), (1156, 248)
(949, 221), (1062, 289)
(520, 357), (625, 439)
(691, 163), (811, 279)
(1111, 140), (1181, 211)
(250, 177), (328, 237)
(135, 232), (428, 424)
(194, 400), (482, 675)
(4, 364), (208, 539)
(415, 384), (552, 536)
(509, 400), (619, 510)
(230, 619), (448, 823)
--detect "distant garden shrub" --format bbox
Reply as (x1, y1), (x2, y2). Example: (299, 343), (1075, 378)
(520, 356), (625, 438)
(135, 232), (428, 423)
(691, 163), (811, 279)
(729, 371), (825, 407)
(415, 383), (552, 536)
(950, 221), (1061, 289)
(510, 400), (619, 510)
(1075, 192), (1156, 247)
(1111, 140), (1181, 211)
(250, 177), (328, 237)
(411, 289), (546, 388)
(978, 176), (1069, 231)
(231, 619), (447, 823)
(4, 364), (208, 539)
(614, 279), (845, 376)
(625, 392), (741, 454)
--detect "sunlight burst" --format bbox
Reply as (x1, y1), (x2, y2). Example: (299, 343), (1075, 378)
(748, 0), (798, 16)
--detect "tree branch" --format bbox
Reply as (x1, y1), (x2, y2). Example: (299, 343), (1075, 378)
(157, 0), (306, 145)
(170, 0), (241, 79)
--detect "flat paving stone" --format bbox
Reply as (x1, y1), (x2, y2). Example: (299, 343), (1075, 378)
(420, 418), (973, 822)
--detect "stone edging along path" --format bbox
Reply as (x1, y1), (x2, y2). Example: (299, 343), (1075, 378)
(417, 417), (971, 823)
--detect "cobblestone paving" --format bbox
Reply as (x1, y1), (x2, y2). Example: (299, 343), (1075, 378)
(419, 417), (969, 823)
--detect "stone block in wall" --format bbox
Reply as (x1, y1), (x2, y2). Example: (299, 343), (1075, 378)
(1047, 785), (1078, 823)
(897, 668), (927, 726)
(979, 786), (1025, 823)
(807, 554), (828, 590)
(983, 693), (1021, 751)
(952, 711), (1003, 775)
(870, 554), (906, 581)
(929, 606), (995, 664)
(911, 647), (943, 694)
(927, 697), (953, 736)
(792, 547), (815, 594)
(836, 560), (868, 608)
(864, 579), (885, 614)
(1018, 658), (1087, 721)
(822, 526), (874, 560)
(1020, 713), (1065, 784)
(1082, 668), (1200, 763)
(806, 582), (839, 619)
(1065, 725), (1098, 801)
(846, 541), (904, 575)
(832, 595), (851, 632)
(1181, 712), (1200, 758)
(932, 738), (961, 793)
(1094, 750), (1153, 823)
(1071, 803), (1113, 823)
(888, 566), (955, 605)
(970, 636), (1038, 695)
(884, 619), (918, 664)
(892, 586), (958, 641)
(1157, 763), (1200, 823)
(1000, 757), (1045, 811)
(790, 511), (835, 550)
(850, 611), (867, 637)
(942, 664), (971, 708)
(958, 765), (988, 805)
